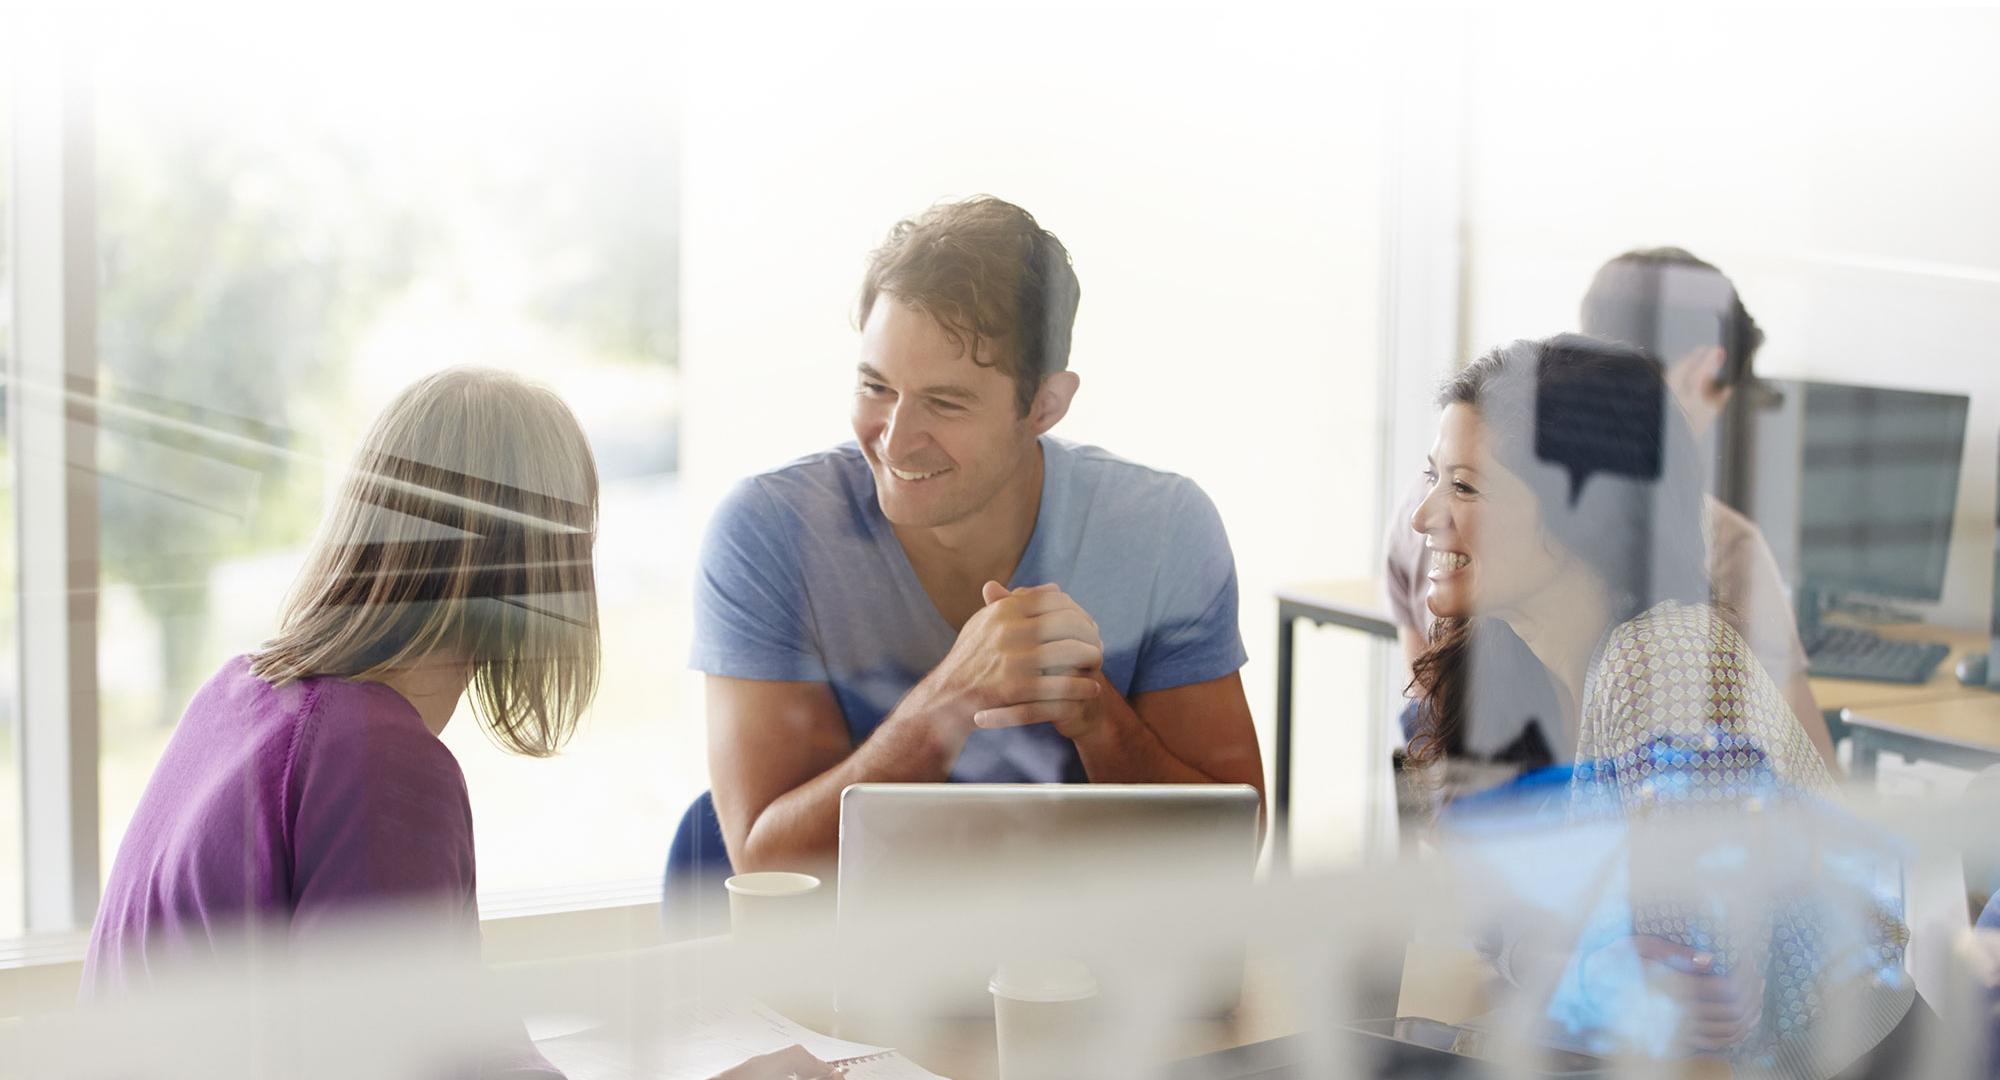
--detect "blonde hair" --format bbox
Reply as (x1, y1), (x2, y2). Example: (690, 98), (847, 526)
(251, 368), (601, 756)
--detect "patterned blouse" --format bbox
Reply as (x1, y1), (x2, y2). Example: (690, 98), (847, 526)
(1570, 601), (1912, 1075)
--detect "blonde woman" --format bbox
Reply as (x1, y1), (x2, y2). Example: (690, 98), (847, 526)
(84, 370), (598, 1025)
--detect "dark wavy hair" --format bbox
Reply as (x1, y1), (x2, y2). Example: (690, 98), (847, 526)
(1406, 334), (1713, 769)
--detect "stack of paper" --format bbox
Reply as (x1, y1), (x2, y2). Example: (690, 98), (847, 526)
(536, 1000), (944, 1080)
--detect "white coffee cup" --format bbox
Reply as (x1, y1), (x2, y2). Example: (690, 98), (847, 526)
(723, 871), (831, 1027)
(990, 958), (1101, 1080)
(723, 871), (821, 944)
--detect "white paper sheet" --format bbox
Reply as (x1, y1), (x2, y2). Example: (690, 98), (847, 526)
(535, 1000), (944, 1080)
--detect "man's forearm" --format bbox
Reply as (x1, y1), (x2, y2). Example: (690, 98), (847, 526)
(736, 679), (969, 872)
(1068, 673), (1219, 784)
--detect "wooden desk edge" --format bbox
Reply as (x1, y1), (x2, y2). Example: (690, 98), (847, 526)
(1843, 694), (2000, 754)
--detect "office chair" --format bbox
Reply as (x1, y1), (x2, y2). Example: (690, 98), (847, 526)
(663, 790), (733, 941)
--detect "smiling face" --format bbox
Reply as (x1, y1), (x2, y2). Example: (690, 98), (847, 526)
(1409, 403), (1569, 620)
(851, 299), (1051, 530)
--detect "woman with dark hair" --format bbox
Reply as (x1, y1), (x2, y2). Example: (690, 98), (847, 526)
(1409, 335), (1725, 769)
(1407, 335), (1914, 1075)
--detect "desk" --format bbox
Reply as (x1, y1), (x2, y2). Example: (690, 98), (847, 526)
(886, 953), (1301, 1080)
(866, 950), (1748, 1080)
(530, 938), (1301, 1080)
(1272, 580), (2000, 803)
(1847, 691), (2000, 780)
(1272, 581), (1398, 838)
(1808, 624), (1988, 715)
(533, 934), (1748, 1080)
(1815, 624), (1995, 779)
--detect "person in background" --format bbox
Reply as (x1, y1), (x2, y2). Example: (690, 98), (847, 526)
(84, 368), (601, 1077)
(1409, 336), (1913, 1071)
(1384, 248), (1837, 771)
(695, 196), (1264, 874)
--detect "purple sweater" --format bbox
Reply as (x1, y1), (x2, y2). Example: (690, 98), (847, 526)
(87, 655), (479, 987)
(84, 656), (557, 1076)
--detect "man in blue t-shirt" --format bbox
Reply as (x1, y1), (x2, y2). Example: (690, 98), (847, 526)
(692, 196), (1264, 872)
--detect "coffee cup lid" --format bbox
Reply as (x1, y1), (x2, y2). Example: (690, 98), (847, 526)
(723, 871), (820, 897)
(988, 958), (1098, 1003)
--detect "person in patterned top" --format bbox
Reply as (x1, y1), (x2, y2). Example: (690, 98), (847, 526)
(1384, 249), (1836, 773)
(1406, 336), (1918, 1076)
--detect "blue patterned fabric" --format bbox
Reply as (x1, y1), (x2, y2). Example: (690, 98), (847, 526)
(1568, 602), (1909, 1068)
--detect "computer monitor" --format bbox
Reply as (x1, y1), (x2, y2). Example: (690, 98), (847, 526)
(1741, 379), (1969, 605)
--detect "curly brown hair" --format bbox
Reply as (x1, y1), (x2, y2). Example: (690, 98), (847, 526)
(856, 195), (1081, 416)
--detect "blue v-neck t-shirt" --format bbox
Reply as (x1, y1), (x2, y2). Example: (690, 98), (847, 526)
(690, 437), (1247, 783)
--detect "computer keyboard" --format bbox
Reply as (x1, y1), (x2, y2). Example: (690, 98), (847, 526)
(1804, 625), (1951, 684)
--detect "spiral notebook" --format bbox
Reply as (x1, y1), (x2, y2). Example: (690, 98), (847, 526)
(536, 999), (943, 1080)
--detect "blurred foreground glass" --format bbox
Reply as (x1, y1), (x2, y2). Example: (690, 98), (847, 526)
(87, 10), (686, 902)
(0, 48), (22, 939)
(12, 790), (1996, 1077)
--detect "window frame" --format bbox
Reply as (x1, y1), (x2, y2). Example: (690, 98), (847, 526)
(8, 19), (101, 938)
(5, 28), (688, 950)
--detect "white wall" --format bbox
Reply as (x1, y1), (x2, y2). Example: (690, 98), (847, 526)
(1456, 6), (2000, 629)
(677, 1), (1394, 861)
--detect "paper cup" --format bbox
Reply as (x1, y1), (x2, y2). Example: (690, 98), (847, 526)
(726, 871), (831, 1025)
(990, 958), (1101, 1080)
(723, 871), (822, 944)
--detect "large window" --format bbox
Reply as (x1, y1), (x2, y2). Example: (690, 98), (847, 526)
(11, 4), (1402, 937)
(86, 11), (689, 906)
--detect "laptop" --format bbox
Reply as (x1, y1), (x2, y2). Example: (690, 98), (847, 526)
(835, 783), (1261, 1020)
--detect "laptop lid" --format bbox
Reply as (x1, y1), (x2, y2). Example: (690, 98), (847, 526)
(836, 783), (1261, 1018)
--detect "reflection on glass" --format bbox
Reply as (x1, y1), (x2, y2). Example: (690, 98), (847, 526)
(0, 445), (16, 940)
(89, 15), (684, 898)
(0, 55), (20, 939)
